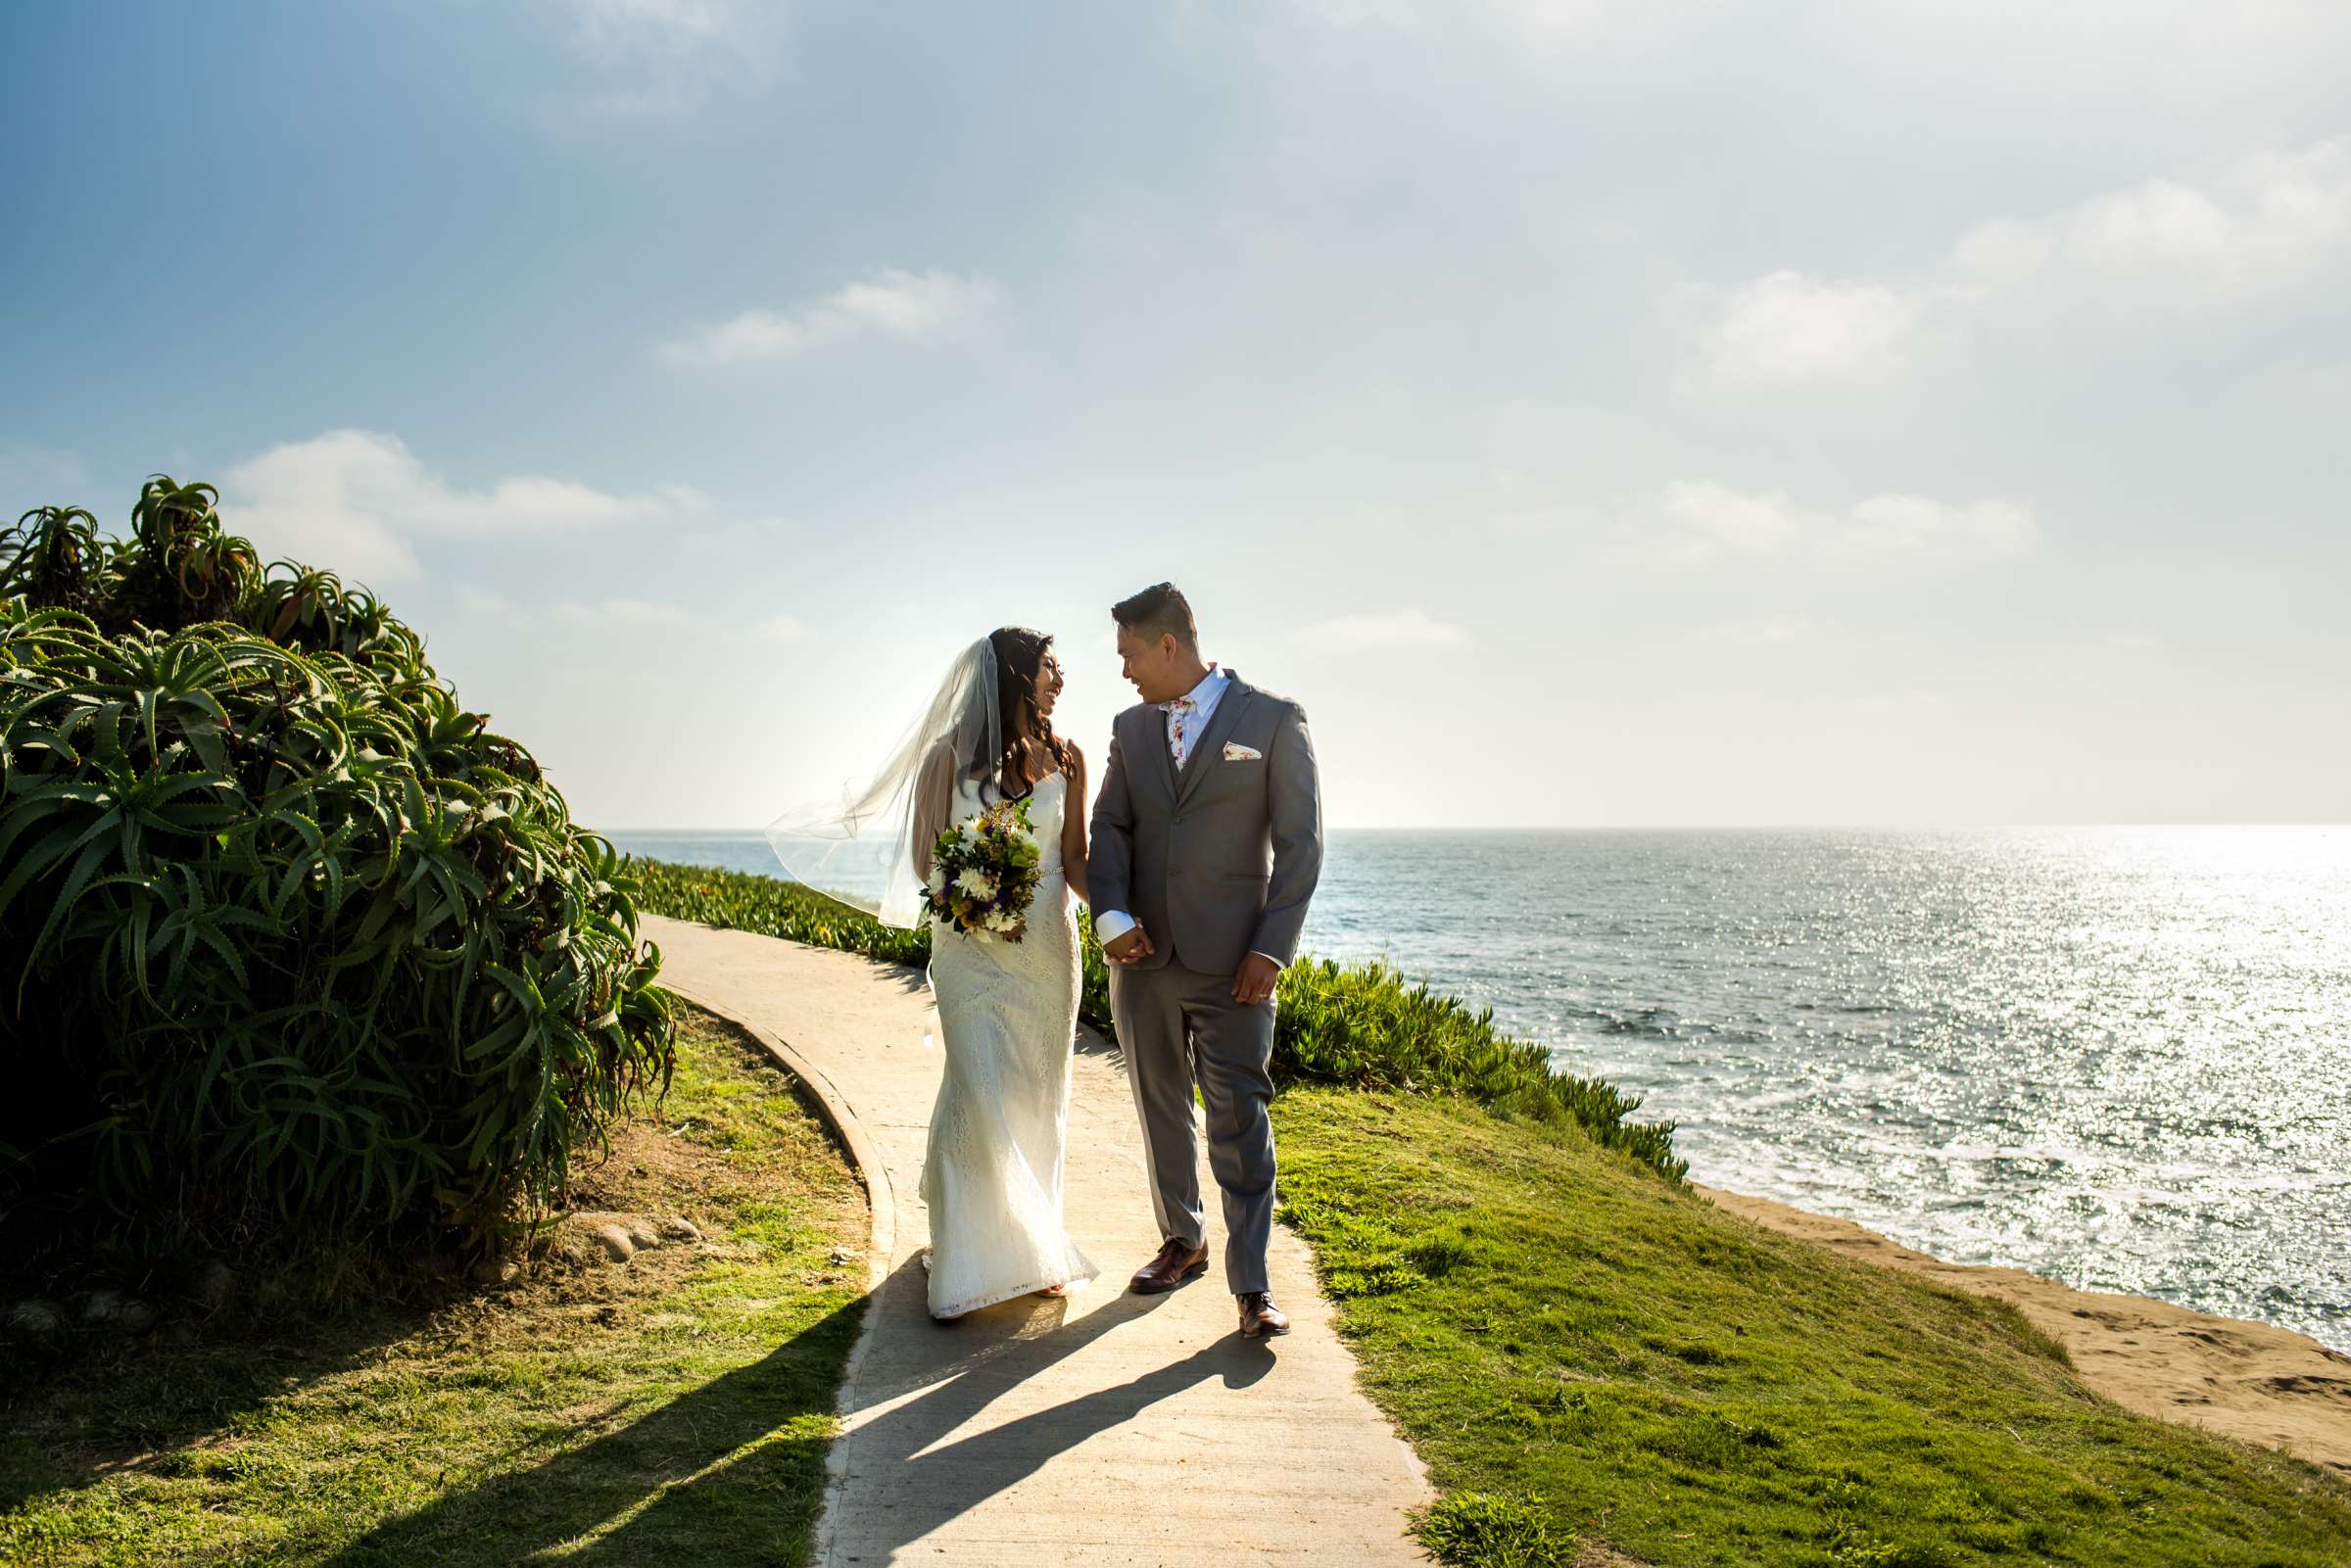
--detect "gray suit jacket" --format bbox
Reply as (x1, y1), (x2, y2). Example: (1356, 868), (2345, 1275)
(1088, 673), (1323, 976)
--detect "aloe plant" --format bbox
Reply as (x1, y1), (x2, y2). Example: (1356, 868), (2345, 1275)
(0, 480), (675, 1265)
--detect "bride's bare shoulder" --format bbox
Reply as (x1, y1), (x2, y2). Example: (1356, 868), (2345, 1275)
(919, 739), (958, 774)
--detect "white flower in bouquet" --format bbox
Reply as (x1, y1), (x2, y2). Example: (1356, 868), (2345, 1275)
(924, 795), (1041, 941)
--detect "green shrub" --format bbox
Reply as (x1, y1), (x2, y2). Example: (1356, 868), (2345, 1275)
(629, 858), (1683, 1181)
(1275, 958), (1685, 1181)
(0, 480), (674, 1267)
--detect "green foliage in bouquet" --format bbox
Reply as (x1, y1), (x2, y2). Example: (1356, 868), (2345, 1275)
(923, 796), (1044, 939)
(0, 479), (674, 1265)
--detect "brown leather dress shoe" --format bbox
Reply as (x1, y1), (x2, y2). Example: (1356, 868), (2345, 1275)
(1129, 1237), (1210, 1294)
(1238, 1291), (1290, 1338)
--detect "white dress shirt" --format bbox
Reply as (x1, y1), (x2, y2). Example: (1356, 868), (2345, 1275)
(1160, 665), (1231, 770)
(1093, 666), (1279, 967)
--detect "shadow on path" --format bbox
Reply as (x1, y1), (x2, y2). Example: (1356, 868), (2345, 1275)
(826, 1253), (1275, 1559)
(312, 1256), (1266, 1566)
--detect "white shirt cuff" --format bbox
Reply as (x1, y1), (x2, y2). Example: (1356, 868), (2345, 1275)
(1092, 914), (1276, 968)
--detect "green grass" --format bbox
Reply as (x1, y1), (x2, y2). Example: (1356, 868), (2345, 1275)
(1272, 1088), (2351, 1568)
(629, 856), (1682, 1179)
(0, 1003), (866, 1566)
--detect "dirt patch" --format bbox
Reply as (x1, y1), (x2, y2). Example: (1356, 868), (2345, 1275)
(1577, 1543), (1655, 1567)
(400, 1001), (866, 1348)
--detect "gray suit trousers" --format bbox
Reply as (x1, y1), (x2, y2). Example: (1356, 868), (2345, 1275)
(1109, 959), (1277, 1297)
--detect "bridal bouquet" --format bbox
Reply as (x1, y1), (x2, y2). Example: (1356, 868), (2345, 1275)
(923, 797), (1044, 940)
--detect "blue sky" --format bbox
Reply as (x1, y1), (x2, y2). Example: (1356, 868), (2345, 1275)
(5, 1), (2347, 828)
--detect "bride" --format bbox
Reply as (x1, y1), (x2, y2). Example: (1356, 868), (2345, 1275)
(771, 630), (1098, 1321)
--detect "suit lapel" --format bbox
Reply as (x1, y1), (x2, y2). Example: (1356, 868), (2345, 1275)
(1175, 675), (1255, 808)
(1135, 703), (1178, 804)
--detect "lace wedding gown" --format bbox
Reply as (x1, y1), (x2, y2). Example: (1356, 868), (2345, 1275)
(920, 770), (1099, 1318)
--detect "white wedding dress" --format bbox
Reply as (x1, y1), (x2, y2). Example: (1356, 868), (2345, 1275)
(919, 770), (1098, 1317)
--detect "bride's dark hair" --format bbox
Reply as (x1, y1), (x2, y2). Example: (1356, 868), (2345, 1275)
(978, 626), (1073, 803)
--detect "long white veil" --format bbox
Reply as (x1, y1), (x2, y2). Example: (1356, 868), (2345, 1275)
(765, 638), (1002, 928)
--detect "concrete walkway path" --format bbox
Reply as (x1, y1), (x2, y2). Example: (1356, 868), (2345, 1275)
(644, 915), (1432, 1566)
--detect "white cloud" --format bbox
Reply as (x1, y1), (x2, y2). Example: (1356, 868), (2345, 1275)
(660, 270), (1006, 367)
(552, 0), (786, 115)
(552, 597), (686, 627)
(1650, 480), (1803, 561)
(1950, 139), (2351, 306)
(456, 587), (515, 616)
(459, 587), (825, 642)
(566, 0), (747, 45)
(1692, 614), (1813, 646)
(460, 586), (686, 630)
(1685, 139), (2351, 389)
(1838, 494), (2037, 561)
(1637, 481), (2037, 568)
(1688, 271), (1925, 387)
(1293, 607), (1471, 649)
(223, 429), (708, 586)
(1286, 0), (1653, 49)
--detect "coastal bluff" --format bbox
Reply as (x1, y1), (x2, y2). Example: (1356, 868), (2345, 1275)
(620, 865), (2351, 1563)
(1704, 1188), (2351, 1478)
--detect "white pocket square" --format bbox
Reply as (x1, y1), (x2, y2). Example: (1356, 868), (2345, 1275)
(1223, 741), (1263, 761)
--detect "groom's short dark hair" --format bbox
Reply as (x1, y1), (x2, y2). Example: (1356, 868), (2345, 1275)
(1112, 582), (1196, 648)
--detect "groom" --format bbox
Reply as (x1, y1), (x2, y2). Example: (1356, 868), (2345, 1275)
(1088, 582), (1323, 1340)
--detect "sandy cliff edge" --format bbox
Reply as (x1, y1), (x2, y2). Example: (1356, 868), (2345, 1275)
(1701, 1186), (2351, 1478)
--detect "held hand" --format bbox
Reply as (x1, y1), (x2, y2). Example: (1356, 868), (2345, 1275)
(1102, 926), (1155, 965)
(1232, 953), (1281, 1006)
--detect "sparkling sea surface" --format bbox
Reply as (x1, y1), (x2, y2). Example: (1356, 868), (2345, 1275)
(605, 825), (2351, 1352)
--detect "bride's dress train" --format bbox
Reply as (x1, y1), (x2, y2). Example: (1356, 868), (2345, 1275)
(920, 771), (1098, 1318)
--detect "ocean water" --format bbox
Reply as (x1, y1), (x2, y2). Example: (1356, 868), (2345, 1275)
(605, 825), (2351, 1353)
